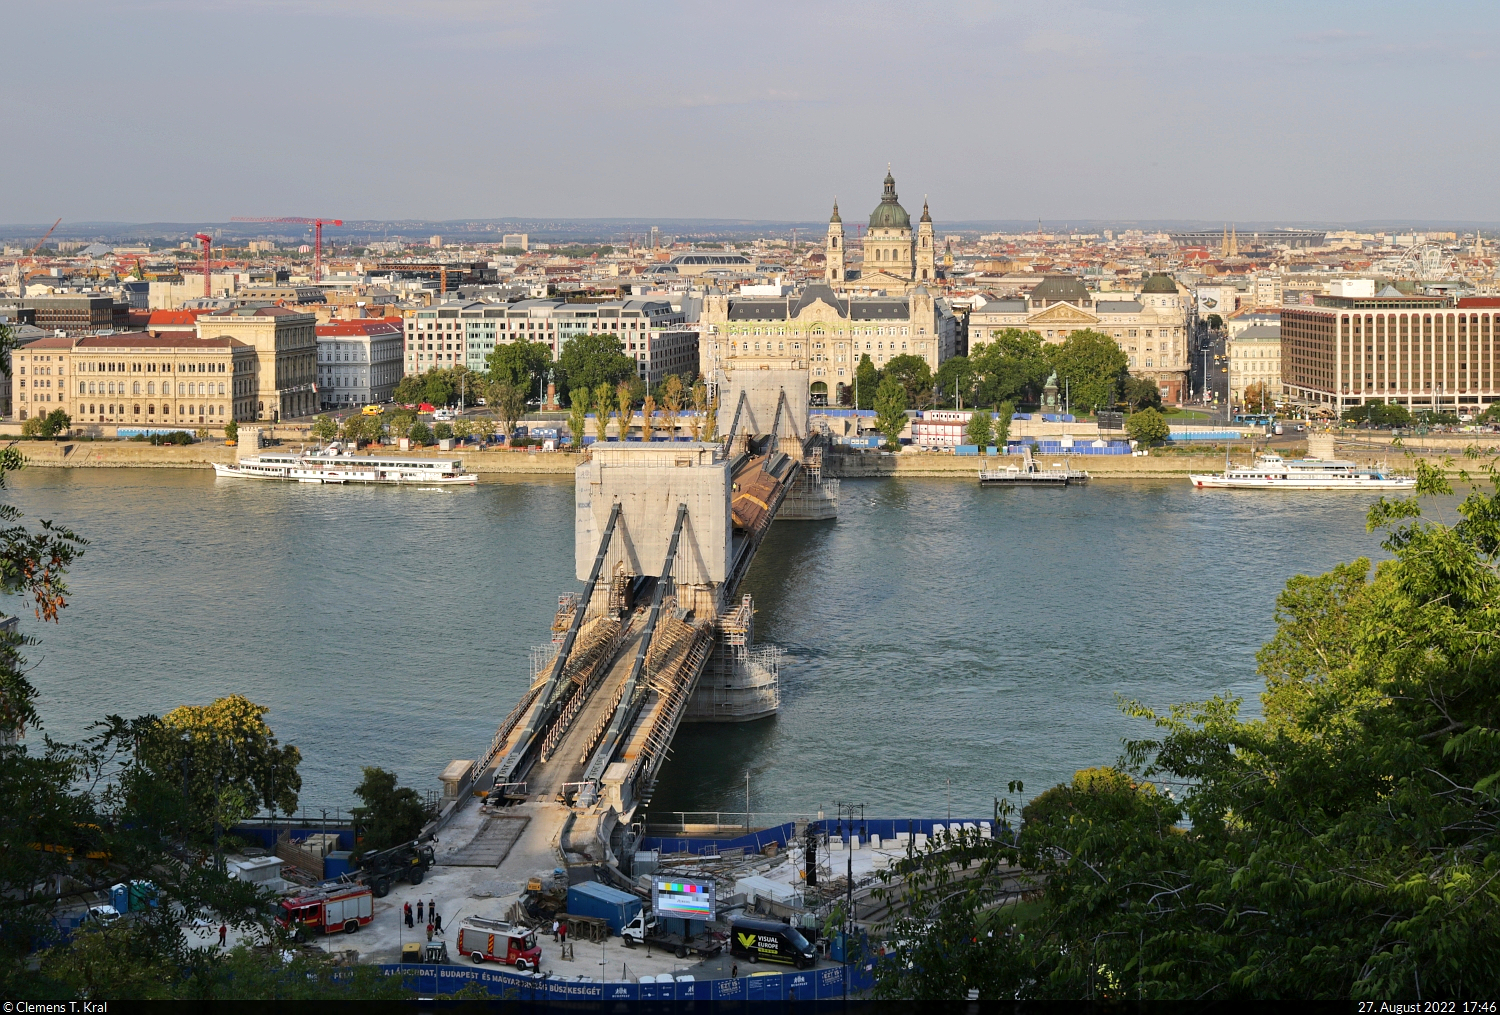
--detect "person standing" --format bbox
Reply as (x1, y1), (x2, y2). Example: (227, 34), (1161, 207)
(558, 921), (566, 946)
(552, 919), (559, 942)
(426, 921), (433, 943)
(417, 899), (424, 924)
(433, 909), (443, 935)
(404, 902), (413, 928)
(218, 924), (227, 947)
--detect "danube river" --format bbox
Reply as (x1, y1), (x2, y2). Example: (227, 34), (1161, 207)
(5, 468), (1405, 819)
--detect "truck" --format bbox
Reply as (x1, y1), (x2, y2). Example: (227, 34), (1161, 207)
(353, 838), (434, 897)
(277, 883), (374, 936)
(565, 881), (641, 935)
(620, 909), (724, 959)
(456, 916), (542, 971)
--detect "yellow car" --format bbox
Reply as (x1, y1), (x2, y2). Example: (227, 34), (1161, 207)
(361, 405), (384, 416)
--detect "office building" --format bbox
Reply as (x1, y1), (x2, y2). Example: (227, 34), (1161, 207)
(1282, 293), (1498, 413)
(197, 306), (318, 420)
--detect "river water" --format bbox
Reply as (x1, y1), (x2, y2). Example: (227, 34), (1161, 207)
(4, 468), (1399, 819)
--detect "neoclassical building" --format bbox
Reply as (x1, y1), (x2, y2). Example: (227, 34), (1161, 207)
(825, 169), (937, 290)
(700, 283), (958, 406)
(966, 274), (1190, 402)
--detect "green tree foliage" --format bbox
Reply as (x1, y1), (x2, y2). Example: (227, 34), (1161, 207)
(1342, 401), (1412, 427)
(593, 382), (615, 437)
(393, 367), (470, 408)
(1046, 329), (1128, 414)
(432, 422), (453, 442)
(310, 414), (339, 442)
(874, 464), (1500, 1000)
(559, 334), (635, 403)
(450, 418), (473, 442)
(964, 410), (994, 448)
(135, 694), (303, 842)
(1123, 375), (1163, 411)
(471, 416), (495, 444)
(1125, 406), (1171, 445)
(339, 413), (381, 447)
(568, 387), (590, 448)
(40, 409), (71, 438)
(660, 374), (685, 440)
(408, 422), (433, 446)
(485, 338), (551, 396)
(854, 354), (880, 410)
(971, 329), (1051, 405)
(387, 410), (416, 440)
(223, 419), (238, 443)
(352, 767), (430, 852)
(883, 354), (934, 409)
(19, 416), (42, 437)
(993, 400), (1015, 445)
(873, 374), (908, 448)
(933, 354), (975, 408)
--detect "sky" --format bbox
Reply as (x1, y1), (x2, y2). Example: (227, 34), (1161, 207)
(5, 0), (1499, 226)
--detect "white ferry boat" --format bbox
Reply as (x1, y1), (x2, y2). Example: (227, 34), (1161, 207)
(213, 443), (477, 485)
(1189, 453), (1414, 490)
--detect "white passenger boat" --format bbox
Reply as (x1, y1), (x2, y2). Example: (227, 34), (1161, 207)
(1189, 453), (1414, 490)
(213, 443), (477, 485)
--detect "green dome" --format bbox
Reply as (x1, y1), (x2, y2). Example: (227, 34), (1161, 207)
(1141, 272), (1178, 294)
(868, 170), (911, 230)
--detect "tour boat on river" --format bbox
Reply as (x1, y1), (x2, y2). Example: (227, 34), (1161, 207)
(1189, 453), (1414, 490)
(213, 443), (477, 485)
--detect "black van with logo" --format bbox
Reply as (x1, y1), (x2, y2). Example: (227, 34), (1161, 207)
(729, 917), (816, 969)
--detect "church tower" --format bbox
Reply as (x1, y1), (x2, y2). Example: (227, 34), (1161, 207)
(866, 167), (913, 280)
(915, 199), (935, 281)
(825, 200), (846, 284)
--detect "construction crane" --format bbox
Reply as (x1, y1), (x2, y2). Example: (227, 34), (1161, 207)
(193, 233), (213, 297)
(12, 217), (62, 287)
(230, 216), (343, 281)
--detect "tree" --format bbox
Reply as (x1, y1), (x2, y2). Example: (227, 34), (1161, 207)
(877, 463), (1500, 1001)
(964, 410), (994, 448)
(392, 374), (424, 405)
(661, 374), (684, 441)
(854, 354), (880, 410)
(421, 369), (457, 409)
(1125, 406), (1171, 446)
(223, 419), (238, 443)
(1123, 375), (1163, 412)
(39, 409), (71, 438)
(352, 767), (430, 852)
(641, 395), (657, 441)
(387, 410), (416, 440)
(432, 422), (453, 442)
(485, 338), (551, 397)
(19, 416), (42, 437)
(1241, 380), (1272, 413)
(568, 388), (590, 449)
(451, 418), (473, 443)
(616, 381), (633, 438)
(492, 381), (526, 440)
(688, 382), (706, 441)
(310, 414), (339, 442)
(588, 382), (611, 437)
(970, 329), (1051, 406)
(1046, 330), (1128, 415)
(408, 422), (433, 446)
(1205, 313), (1224, 330)
(993, 400), (1015, 445)
(559, 334), (635, 402)
(934, 354), (975, 409)
(883, 354), (934, 409)
(1342, 401), (1411, 428)
(873, 374), (908, 448)
(471, 416), (495, 445)
(338, 414), (372, 447)
(136, 694), (302, 847)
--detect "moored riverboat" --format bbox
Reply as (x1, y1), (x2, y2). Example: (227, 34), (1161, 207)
(213, 443), (476, 485)
(1189, 453), (1413, 490)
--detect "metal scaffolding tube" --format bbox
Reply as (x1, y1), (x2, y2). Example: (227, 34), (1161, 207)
(581, 503), (688, 792)
(492, 502), (621, 786)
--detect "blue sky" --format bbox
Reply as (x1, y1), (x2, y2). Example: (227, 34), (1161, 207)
(5, 0), (1497, 224)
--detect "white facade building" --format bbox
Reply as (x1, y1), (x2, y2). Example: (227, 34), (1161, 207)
(316, 319), (404, 407)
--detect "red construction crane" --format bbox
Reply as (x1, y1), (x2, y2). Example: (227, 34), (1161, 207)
(230, 216), (343, 281)
(28, 218), (62, 258)
(192, 233), (213, 297)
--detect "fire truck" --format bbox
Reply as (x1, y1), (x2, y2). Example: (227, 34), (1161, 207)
(456, 917), (542, 971)
(277, 883), (374, 936)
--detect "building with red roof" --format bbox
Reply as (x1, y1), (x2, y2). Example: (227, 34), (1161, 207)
(314, 318), (404, 409)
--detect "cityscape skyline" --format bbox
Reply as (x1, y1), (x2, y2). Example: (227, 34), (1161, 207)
(6, 1), (1498, 224)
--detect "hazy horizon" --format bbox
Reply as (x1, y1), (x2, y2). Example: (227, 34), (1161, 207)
(8, 0), (1498, 225)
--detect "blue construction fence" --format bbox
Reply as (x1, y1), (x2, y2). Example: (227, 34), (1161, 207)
(1002, 438), (1131, 456)
(638, 817), (992, 857)
(380, 959), (873, 1001)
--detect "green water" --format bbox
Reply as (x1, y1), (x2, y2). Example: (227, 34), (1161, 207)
(5, 469), (1395, 817)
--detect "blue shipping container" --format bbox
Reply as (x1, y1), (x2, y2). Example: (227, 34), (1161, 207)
(323, 851), (355, 881)
(566, 881), (641, 934)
